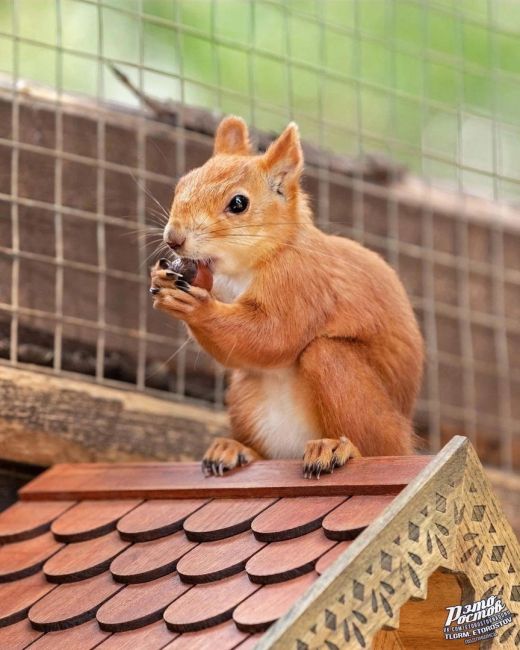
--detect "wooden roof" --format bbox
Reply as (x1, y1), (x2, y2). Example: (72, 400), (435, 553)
(0, 455), (430, 649)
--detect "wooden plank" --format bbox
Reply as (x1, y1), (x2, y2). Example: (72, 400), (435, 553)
(28, 619), (110, 650)
(315, 542), (352, 576)
(245, 530), (335, 584)
(0, 618), (43, 649)
(96, 619), (177, 649)
(96, 574), (189, 633)
(109, 532), (195, 584)
(176, 531), (265, 584)
(163, 573), (259, 633)
(28, 572), (123, 632)
(0, 572), (55, 627)
(0, 532), (63, 582)
(164, 620), (247, 650)
(321, 494), (397, 540)
(117, 499), (207, 542)
(233, 573), (318, 634)
(251, 496), (346, 542)
(235, 634), (264, 649)
(19, 456), (431, 501)
(183, 498), (277, 542)
(0, 365), (228, 467)
(0, 501), (75, 543)
(52, 500), (142, 542)
(43, 531), (129, 583)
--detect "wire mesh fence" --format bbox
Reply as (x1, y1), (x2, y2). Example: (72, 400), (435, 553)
(0, 1), (518, 471)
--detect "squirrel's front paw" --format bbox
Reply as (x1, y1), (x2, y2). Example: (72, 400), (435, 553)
(151, 283), (211, 322)
(202, 437), (260, 477)
(303, 437), (361, 479)
(150, 258), (212, 321)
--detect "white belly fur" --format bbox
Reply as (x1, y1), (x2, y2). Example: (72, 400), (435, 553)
(252, 367), (316, 459)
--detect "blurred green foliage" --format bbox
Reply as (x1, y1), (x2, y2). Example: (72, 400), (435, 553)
(0, 0), (518, 201)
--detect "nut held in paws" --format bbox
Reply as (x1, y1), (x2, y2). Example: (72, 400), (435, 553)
(170, 258), (213, 291)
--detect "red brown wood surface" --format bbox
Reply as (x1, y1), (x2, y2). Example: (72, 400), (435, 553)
(245, 529), (336, 584)
(96, 619), (178, 649)
(233, 572), (318, 633)
(28, 619), (110, 649)
(183, 498), (277, 542)
(19, 457), (430, 500)
(28, 572), (122, 632)
(235, 633), (264, 649)
(0, 617), (42, 649)
(0, 501), (75, 543)
(0, 572), (55, 627)
(96, 574), (190, 632)
(51, 500), (141, 542)
(110, 532), (195, 583)
(43, 531), (129, 583)
(322, 494), (396, 540)
(117, 499), (207, 542)
(0, 532), (63, 582)
(164, 619), (248, 649)
(251, 496), (347, 541)
(315, 541), (353, 575)
(176, 531), (265, 583)
(163, 573), (260, 633)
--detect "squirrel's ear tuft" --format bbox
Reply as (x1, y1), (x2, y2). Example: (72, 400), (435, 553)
(262, 122), (303, 189)
(213, 116), (252, 156)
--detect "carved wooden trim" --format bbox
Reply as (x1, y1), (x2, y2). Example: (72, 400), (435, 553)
(452, 444), (520, 647)
(259, 436), (519, 649)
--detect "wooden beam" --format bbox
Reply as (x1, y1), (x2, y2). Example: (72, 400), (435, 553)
(18, 457), (431, 501)
(0, 365), (228, 466)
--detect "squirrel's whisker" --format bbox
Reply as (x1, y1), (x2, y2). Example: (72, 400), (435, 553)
(206, 232), (372, 277)
(145, 337), (191, 381)
(141, 241), (171, 269)
(127, 168), (170, 220)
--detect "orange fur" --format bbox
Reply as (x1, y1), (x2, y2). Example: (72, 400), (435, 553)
(151, 116), (424, 474)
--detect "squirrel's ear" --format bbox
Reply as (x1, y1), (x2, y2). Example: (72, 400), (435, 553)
(262, 123), (303, 190)
(213, 116), (251, 155)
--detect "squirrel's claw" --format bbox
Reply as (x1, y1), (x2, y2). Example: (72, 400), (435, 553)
(302, 437), (361, 480)
(201, 437), (260, 477)
(303, 461), (324, 480)
(201, 458), (229, 478)
(175, 279), (191, 293)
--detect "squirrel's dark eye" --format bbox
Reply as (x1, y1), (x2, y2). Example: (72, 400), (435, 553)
(227, 194), (249, 214)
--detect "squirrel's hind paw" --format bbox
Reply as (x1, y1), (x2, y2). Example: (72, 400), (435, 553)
(302, 436), (361, 479)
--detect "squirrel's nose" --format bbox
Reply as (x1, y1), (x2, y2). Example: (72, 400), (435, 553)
(165, 228), (186, 252)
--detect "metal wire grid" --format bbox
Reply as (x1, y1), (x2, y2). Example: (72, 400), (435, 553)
(0, 2), (519, 190)
(0, 0), (518, 470)
(0, 97), (197, 389)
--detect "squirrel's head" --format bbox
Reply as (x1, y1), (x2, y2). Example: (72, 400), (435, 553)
(163, 116), (308, 275)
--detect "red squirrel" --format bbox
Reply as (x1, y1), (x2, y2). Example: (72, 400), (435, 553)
(150, 116), (424, 478)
